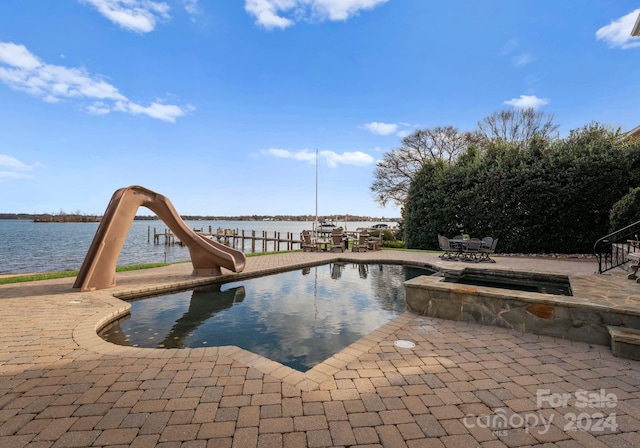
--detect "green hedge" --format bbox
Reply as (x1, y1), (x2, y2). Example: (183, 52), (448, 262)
(405, 124), (640, 254)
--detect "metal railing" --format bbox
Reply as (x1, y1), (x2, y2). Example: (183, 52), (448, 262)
(594, 220), (640, 274)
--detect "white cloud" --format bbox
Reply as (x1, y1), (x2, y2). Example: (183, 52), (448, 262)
(182, 0), (199, 15)
(0, 155), (34, 171)
(513, 53), (533, 67)
(86, 101), (111, 115)
(0, 41), (190, 123)
(499, 39), (535, 67)
(0, 42), (41, 70)
(262, 148), (317, 162)
(0, 155), (38, 182)
(312, 0), (389, 21)
(244, 0), (295, 30)
(596, 8), (640, 49)
(499, 38), (519, 56)
(363, 121), (416, 138)
(0, 171), (33, 182)
(320, 149), (374, 167)
(363, 121), (398, 136)
(79, 0), (171, 33)
(116, 100), (190, 122)
(503, 94), (549, 110)
(261, 148), (375, 167)
(245, 0), (388, 30)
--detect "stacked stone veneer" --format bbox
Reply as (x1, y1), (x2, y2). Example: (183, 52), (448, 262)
(405, 274), (640, 347)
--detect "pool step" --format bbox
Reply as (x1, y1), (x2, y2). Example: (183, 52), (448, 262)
(608, 326), (640, 361)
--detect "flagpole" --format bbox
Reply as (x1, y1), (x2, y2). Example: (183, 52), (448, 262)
(315, 148), (318, 240)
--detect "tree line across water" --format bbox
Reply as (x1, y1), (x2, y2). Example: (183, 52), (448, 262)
(0, 213), (399, 223)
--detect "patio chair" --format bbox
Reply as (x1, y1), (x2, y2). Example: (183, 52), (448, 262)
(461, 238), (482, 262)
(479, 238), (498, 263)
(438, 235), (459, 260)
(353, 231), (369, 252)
(330, 229), (345, 252)
(367, 234), (383, 251)
(300, 230), (316, 252)
(481, 236), (493, 249)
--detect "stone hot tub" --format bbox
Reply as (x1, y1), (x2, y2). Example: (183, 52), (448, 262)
(405, 267), (640, 352)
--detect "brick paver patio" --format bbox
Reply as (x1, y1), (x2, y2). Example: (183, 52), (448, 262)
(1, 251), (639, 447)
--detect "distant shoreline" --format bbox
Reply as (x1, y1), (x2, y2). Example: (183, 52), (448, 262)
(0, 214), (401, 222)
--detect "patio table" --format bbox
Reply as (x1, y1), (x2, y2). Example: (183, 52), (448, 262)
(448, 239), (469, 250)
(316, 240), (331, 251)
(449, 238), (482, 261)
(367, 237), (382, 251)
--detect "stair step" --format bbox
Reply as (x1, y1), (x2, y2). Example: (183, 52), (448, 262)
(608, 326), (640, 360)
(627, 253), (640, 279)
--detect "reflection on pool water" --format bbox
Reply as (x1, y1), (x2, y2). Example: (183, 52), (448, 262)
(99, 263), (435, 372)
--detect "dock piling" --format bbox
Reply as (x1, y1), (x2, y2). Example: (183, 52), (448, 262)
(151, 226), (303, 254)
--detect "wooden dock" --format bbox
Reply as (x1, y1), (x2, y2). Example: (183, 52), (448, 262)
(149, 226), (304, 253)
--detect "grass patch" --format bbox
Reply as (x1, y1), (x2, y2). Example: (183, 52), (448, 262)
(0, 270), (80, 284)
(0, 251), (303, 285)
(0, 263), (171, 285)
(115, 263), (170, 272)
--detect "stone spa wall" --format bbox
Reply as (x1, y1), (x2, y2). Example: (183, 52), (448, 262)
(404, 273), (640, 348)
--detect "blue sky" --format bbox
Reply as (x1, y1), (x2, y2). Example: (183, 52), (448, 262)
(1, 1), (639, 217)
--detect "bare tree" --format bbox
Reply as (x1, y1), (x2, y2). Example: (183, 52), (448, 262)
(371, 126), (483, 207)
(477, 108), (559, 145)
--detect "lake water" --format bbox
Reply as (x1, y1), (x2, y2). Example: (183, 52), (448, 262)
(0, 219), (395, 275)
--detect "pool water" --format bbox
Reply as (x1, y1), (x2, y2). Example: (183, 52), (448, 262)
(100, 263), (435, 372)
(443, 272), (572, 296)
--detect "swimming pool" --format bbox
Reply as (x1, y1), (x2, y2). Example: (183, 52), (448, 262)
(100, 263), (435, 371)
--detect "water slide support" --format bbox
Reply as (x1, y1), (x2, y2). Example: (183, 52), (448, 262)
(73, 185), (246, 291)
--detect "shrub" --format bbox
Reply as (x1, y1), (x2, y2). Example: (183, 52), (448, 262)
(383, 240), (405, 248)
(369, 229), (397, 241)
(610, 187), (640, 231)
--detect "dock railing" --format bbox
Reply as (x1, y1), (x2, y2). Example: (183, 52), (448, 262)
(150, 226), (303, 253)
(149, 226), (370, 254)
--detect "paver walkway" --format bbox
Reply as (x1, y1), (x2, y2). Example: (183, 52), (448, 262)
(1, 251), (640, 447)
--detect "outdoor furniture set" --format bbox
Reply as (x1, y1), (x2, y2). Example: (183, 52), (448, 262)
(438, 235), (498, 262)
(352, 230), (383, 252)
(300, 229), (382, 253)
(301, 229), (350, 253)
